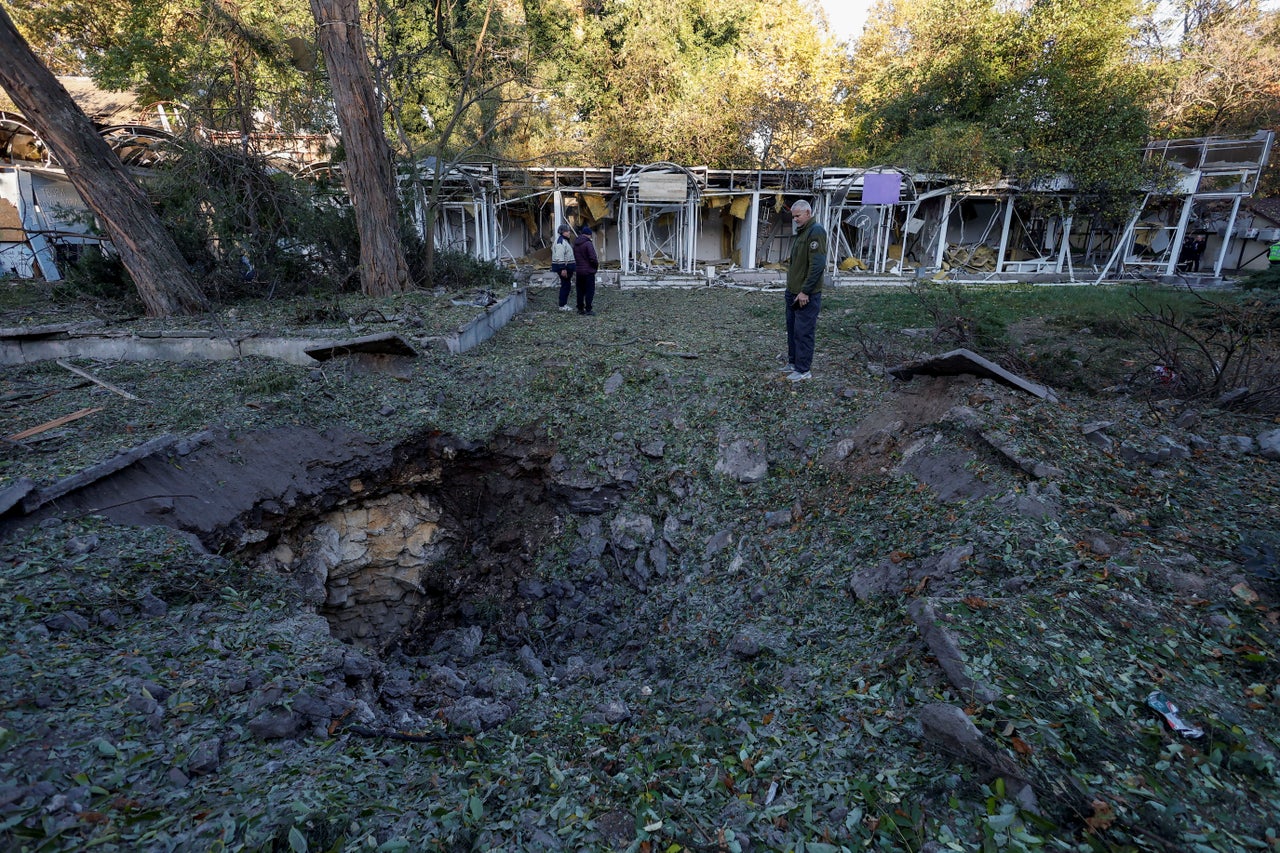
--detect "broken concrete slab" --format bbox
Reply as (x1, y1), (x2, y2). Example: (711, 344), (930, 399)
(8, 426), (381, 547)
(303, 332), (419, 362)
(899, 450), (998, 502)
(0, 292), (527, 367)
(976, 430), (1065, 480)
(918, 703), (1038, 813)
(849, 545), (976, 601)
(440, 288), (527, 354)
(23, 433), (183, 513)
(0, 320), (103, 340)
(888, 348), (1059, 403)
(0, 477), (36, 517)
(1, 333), (324, 367)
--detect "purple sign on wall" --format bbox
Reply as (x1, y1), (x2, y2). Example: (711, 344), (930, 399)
(863, 173), (902, 205)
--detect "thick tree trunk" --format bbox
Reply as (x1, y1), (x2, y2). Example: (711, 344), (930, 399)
(0, 8), (209, 317)
(308, 0), (410, 296)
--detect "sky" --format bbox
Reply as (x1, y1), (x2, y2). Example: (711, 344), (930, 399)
(817, 0), (875, 41)
(817, 0), (1280, 43)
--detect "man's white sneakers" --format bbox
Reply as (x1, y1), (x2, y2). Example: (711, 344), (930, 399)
(787, 371), (812, 382)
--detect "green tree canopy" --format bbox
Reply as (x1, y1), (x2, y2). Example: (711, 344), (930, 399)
(10, 0), (325, 133)
(844, 0), (1160, 218)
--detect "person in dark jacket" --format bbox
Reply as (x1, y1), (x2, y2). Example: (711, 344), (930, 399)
(782, 199), (826, 382)
(573, 225), (600, 315)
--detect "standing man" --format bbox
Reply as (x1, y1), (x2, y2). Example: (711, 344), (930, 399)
(782, 199), (826, 382)
(573, 225), (599, 315)
(1269, 239), (1280, 268)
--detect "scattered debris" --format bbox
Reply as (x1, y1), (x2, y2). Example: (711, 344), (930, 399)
(889, 348), (1059, 402)
(1146, 690), (1204, 739)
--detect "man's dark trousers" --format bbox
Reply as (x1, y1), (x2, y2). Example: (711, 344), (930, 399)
(576, 271), (596, 313)
(786, 292), (820, 372)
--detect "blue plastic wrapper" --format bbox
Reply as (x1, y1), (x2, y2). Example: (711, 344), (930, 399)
(1147, 690), (1204, 738)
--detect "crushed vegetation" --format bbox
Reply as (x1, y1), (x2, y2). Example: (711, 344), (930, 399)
(3, 281), (1280, 852)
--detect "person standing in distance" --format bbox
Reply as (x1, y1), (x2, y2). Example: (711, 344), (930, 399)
(551, 224), (576, 312)
(573, 225), (600, 315)
(783, 199), (826, 382)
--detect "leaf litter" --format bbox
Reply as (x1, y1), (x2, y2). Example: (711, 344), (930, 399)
(1, 283), (1280, 851)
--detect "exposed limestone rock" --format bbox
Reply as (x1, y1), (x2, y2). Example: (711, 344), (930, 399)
(290, 493), (450, 647)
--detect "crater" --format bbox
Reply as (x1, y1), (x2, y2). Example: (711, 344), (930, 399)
(10, 422), (629, 651)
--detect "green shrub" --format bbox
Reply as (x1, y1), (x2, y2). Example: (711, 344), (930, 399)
(147, 140), (361, 302)
(1238, 264), (1280, 291)
(50, 247), (141, 310)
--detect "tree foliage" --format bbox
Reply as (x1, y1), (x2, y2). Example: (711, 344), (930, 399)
(7, 0), (1278, 296)
(548, 0), (848, 167)
(1148, 0), (1280, 137)
(845, 0), (1160, 218)
(9, 0), (325, 133)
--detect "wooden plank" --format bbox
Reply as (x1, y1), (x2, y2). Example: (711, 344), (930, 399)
(7, 407), (102, 441)
(56, 359), (141, 401)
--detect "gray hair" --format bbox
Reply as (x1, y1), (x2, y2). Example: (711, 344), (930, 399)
(791, 200), (812, 214)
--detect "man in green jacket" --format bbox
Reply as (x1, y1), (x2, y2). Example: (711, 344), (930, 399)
(1269, 240), (1280, 267)
(782, 199), (826, 382)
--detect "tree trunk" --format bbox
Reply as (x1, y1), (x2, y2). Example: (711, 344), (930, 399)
(0, 7), (209, 318)
(308, 0), (410, 296)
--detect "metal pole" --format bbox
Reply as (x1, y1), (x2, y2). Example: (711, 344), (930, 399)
(995, 193), (1015, 274)
(1213, 195), (1243, 278)
(684, 193), (697, 274)
(1164, 193), (1195, 277)
(933, 193), (952, 271)
(1095, 195), (1148, 284)
(1056, 212), (1074, 274)
(619, 189), (630, 273)
(746, 192), (760, 269)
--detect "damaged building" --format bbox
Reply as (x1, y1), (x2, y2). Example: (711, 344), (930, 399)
(2, 79), (1274, 286)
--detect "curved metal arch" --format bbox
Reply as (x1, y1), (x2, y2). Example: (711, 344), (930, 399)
(296, 160), (343, 182)
(628, 161), (706, 197)
(822, 166), (920, 276)
(0, 112), (52, 167)
(99, 124), (180, 169)
(617, 162), (706, 274)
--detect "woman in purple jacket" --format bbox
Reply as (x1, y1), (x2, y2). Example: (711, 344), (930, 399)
(572, 226), (599, 315)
